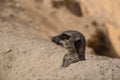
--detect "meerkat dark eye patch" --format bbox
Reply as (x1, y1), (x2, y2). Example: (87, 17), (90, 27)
(59, 33), (70, 40)
(74, 39), (82, 48)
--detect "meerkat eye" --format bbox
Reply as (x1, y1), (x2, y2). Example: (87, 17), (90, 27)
(59, 33), (70, 40)
(74, 39), (82, 48)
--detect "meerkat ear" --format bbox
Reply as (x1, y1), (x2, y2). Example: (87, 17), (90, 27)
(74, 39), (82, 48)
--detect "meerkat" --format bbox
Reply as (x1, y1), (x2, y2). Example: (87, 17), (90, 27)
(51, 30), (86, 68)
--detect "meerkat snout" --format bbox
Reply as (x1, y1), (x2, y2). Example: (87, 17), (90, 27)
(51, 33), (71, 48)
(51, 30), (86, 68)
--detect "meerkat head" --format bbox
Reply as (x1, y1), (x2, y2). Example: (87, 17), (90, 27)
(51, 30), (86, 52)
(51, 30), (86, 68)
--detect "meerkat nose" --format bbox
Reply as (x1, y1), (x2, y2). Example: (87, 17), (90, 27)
(51, 37), (59, 43)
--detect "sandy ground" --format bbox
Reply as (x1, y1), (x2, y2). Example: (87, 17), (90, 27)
(0, 0), (120, 80)
(0, 29), (120, 80)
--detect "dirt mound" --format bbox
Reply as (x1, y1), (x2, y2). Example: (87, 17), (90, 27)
(0, 30), (120, 80)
